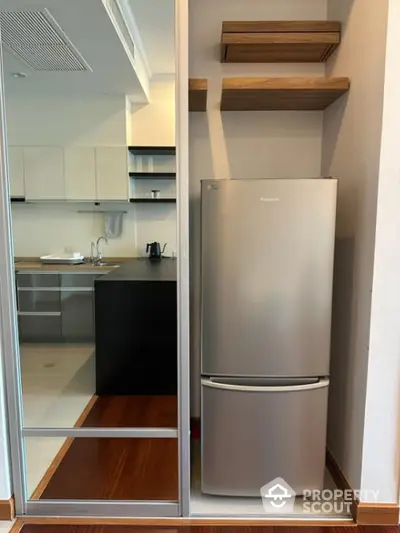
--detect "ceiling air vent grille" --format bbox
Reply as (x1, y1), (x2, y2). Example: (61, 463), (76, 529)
(0, 9), (91, 71)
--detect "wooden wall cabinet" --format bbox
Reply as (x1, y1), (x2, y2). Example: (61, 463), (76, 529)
(221, 21), (341, 63)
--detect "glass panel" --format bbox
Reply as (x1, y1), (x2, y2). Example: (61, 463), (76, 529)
(20, 343), (177, 428)
(25, 437), (178, 501)
(3, 0), (178, 431)
(21, 343), (95, 428)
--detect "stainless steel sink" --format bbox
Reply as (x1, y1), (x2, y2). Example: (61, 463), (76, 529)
(95, 262), (120, 268)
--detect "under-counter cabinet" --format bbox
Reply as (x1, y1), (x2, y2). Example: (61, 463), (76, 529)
(17, 272), (62, 343)
(8, 147), (25, 199)
(95, 259), (177, 395)
(23, 147), (65, 201)
(60, 290), (94, 341)
(16, 271), (108, 343)
(64, 147), (97, 201)
(60, 274), (97, 342)
(95, 147), (129, 201)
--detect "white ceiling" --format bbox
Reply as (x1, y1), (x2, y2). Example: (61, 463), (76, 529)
(0, 0), (175, 97)
(128, 0), (175, 77)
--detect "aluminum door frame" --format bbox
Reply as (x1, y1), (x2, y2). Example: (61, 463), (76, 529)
(22, 428), (179, 517)
(0, 0), (191, 518)
(175, 0), (191, 517)
(0, 21), (25, 516)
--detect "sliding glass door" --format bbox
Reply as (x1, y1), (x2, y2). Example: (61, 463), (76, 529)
(0, 0), (190, 517)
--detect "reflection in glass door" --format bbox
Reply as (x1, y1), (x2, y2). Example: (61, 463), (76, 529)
(24, 436), (179, 502)
(0, 0), (187, 517)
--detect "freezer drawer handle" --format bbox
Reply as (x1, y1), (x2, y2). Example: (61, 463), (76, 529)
(201, 377), (329, 392)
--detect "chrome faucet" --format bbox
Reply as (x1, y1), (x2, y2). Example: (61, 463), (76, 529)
(96, 236), (108, 265)
(90, 242), (97, 265)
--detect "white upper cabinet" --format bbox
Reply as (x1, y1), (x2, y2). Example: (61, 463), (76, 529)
(8, 147), (25, 198)
(95, 147), (128, 201)
(24, 147), (65, 201)
(17, 146), (129, 202)
(64, 147), (96, 201)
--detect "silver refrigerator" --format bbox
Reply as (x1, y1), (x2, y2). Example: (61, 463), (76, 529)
(201, 178), (337, 497)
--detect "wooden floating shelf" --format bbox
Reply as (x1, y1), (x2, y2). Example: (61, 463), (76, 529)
(129, 172), (176, 179)
(221, 21), (341, 63)
(189, 78), (208, 112)
(221, 77), (350, 111)
(130, 198), (176, 204)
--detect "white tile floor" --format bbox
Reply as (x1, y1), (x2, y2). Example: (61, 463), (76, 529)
(0, 521), (14, 533)
(20, 343), (95, 497)
(20, 343), (95, 429)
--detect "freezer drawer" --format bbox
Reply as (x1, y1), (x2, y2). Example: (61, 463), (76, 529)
(201, 377), (329, 497)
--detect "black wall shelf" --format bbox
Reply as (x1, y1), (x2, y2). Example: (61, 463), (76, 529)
(129, 172), (176, 179)
(128, 146), (176, 156)
(130, 198), (176, 204)
(11, 197), (26, 203)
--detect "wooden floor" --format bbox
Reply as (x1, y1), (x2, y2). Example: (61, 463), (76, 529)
(16, 525), (400, 533)
(39, 395), (178, 500)
(81, 395), (177, 427)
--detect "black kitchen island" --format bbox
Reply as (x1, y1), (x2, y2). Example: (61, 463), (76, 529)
(94, 258), (177, 395)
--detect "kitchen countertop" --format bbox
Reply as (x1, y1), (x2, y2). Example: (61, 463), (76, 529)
(96, 258), (177, 282)
(14, 258), (129, 272)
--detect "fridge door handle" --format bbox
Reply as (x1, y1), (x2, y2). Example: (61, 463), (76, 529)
(201, 377), (329, 392)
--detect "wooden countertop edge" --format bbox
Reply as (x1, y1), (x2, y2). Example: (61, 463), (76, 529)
(15, 257), (133, 262)
(14, 258), (134, 271)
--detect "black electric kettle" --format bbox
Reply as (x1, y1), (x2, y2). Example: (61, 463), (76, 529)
(146, 242), (167, 260)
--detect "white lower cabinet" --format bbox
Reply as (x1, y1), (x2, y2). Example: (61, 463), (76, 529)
(23, 147), (65, 201)
(8, 146), (25, 198)
(95, 147), (129, 201)
(64, 147), (96, 201)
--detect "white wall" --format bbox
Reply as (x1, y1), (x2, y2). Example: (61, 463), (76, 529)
(7, 91), (177, 257)
(322, 0), (389, 498)
(129, 80), (175, 146)
(11, 202), (176, 258)
(189, 0), (327, 416)
(6, 94), (127, 147)
(127, 80), (177, 254)
(360, 0), (400, 504)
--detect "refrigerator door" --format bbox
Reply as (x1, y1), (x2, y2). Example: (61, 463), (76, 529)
(201, 179), (337, 377)
(201, 377), (329, 496)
